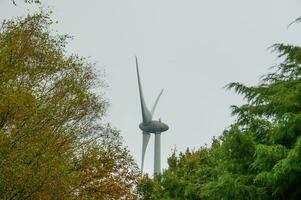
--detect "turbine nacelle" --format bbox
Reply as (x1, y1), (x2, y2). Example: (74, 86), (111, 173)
(139, 121), (169, 133)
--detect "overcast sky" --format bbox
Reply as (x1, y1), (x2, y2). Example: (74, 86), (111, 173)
(1, 0), (301, 174)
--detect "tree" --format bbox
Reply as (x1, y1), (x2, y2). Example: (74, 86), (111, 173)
(0, 12), (139, 199)
(138, 31), (301, 200)
(137, 141), (221, 200)
(222, 42), (301, 199)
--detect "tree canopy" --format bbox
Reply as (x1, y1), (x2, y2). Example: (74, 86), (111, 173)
(3, 1), (301, 199)
(0, 12), (140, 199)
(138, 37), (301, 200)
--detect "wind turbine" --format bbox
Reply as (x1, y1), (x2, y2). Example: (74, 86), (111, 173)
(135, 56), (169, 175)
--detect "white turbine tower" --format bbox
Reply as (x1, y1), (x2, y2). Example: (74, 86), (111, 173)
(135, 56), (169, 175)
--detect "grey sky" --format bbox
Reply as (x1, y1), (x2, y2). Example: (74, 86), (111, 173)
(1, 0), (301, 174)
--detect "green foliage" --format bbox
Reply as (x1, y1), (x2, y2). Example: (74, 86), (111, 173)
(252, 144), (288, 171)
(137, 142), (221, 200)
(138, 30), (301, 200)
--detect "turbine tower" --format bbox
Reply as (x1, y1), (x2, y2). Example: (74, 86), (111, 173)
(135, 56), (169, 175)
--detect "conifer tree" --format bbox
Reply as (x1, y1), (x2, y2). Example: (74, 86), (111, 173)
(138, 27), (301, 200)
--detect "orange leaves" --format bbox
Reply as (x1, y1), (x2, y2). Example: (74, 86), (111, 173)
(0, 12), (140, 199)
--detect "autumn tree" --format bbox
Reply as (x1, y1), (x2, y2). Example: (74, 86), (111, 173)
(0, 12), (139, 199)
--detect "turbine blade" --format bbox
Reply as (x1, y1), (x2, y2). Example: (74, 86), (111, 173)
(141, 131), (151, 171)
(136, 56), (152, 123)
(151, 89), (164, 118)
